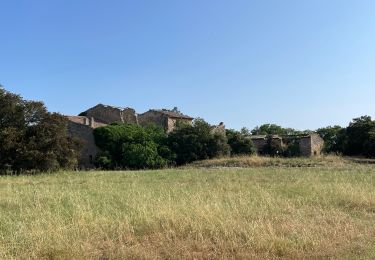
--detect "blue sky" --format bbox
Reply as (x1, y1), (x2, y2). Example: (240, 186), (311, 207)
(1, 0), (374, 130)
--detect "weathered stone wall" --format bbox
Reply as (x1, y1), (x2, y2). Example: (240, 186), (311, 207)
(299, 136), (312, 156)
(167, 118), (193, 133)
(67, 121), (101, 168)
(80, 104), (138, 124)
(251, 134), (323, 156)
(251, 138), (267, 153)
(138, 111), (168, 131)
(299, 134), (324, 156)
(139, 110), (193, 132)
(310, 133), (324, 156)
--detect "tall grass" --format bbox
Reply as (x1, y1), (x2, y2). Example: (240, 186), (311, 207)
(0, 158), (374, 259)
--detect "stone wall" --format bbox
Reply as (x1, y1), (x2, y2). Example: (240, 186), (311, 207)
(310, 133), (324, 156)
(138, 110), (168, 130)
(139, 110), (193, 133)
(80, 104), (138, 125)
(251, 134), (324, 156)
(67, 121), (100, 168)
(299, 136), (312, 156)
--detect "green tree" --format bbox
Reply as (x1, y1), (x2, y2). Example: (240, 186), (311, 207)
(0, 86), (80, 173)
(345, 116), (375, 156)
(251, 124), (304, 136)
(263, 135), (285, 156)
(167, 119), (230, 165)
(93, 123), (172, 169)
(316, 125), (346, 154)
(226, 129), (255, 155)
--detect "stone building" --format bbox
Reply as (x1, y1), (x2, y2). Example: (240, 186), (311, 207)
(250, 133), (324, 156)
(67, 105), (194, 167)
(79, 104), (138, 125)
(250, 135), (283, 154)
(138, 109), (194, 133)
(66, 116), (104, 168)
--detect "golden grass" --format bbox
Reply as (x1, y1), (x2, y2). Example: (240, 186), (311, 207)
(189, 155), (349, 168)
(0, 157), (374, 259)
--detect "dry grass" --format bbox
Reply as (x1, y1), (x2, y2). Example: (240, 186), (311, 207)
(189, 155), (349, 168)
(0, 157), (375, 259)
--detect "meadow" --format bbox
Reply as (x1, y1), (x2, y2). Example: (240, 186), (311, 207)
(0, 157), (375, 259)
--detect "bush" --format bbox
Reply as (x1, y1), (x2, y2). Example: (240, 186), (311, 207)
(93, 123), (172, 169)
(263, 135), (285, 156)
(283, 139), (300, 157)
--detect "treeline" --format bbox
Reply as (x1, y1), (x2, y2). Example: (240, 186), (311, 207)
(0, 86), (81, 174)
(317, 116), (375, 157)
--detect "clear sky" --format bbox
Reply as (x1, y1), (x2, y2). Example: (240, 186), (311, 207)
(1, 0), (374, 131)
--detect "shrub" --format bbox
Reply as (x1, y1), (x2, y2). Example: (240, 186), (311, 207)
(93, 123), (172, 169)
(263, 135), (285, 156)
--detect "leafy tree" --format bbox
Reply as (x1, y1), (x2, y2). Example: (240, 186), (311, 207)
(364, 130), (375, 157)
(167, 119), (230, 165)
(226, 129), (255, 155)
(0, 87), (80, 173)
(93, 123), (172, 169)
(316, 125), (346, 154)
(345, 116), (375, 156)
(251, 124), (304, 136)
(263, 135), (285, 156)
(283, 138), (300, 157)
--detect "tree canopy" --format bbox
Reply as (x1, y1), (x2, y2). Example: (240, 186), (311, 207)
(0, 87), (81, 173)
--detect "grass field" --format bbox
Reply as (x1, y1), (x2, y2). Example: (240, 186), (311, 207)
(0, 157), (375, 259)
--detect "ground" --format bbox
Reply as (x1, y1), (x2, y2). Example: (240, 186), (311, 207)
(0, 157), (375, 259)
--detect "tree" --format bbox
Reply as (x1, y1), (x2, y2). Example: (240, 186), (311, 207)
(0, 87), (81, 173)
(93, 123), (172, 169)
(316, 125), (346, 154)
(167, 119), (230, 165)
(251, 124), (304, 136)
(263, 135), (285, 156)
(226, 129), (255, 155)
(345, 116), (375, 156)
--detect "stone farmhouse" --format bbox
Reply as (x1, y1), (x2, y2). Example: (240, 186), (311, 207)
(67, 104), (324, 168)
(67, 104), (194, 167)
(250, 133), (324, 156)
(138, 109), (194, 133)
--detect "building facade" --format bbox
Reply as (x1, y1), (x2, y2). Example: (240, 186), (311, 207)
(138, 109), (194, 133)
(250, 133), (324, 156)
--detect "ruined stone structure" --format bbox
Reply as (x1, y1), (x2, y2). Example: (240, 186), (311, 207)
(67, 105), (194, 167)
(79, 104), (138, 125)
(138, 109), (194, 133)
(250, 135), (283, 154)
(66, 116), (104, 168)
(67, 103), (323, 168)
(250, 133), (324, 156)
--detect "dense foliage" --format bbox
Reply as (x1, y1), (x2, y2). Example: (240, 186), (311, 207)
(226, 129), (255, 155)
(167, 119), (230, 165)
(251, 124), (307, 136)
(0, 86), (81, 174)
(94, 124), (174, 169)
(317, 116), (375, 157)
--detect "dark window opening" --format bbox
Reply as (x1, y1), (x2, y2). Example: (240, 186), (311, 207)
(89, 155), (93, 163)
